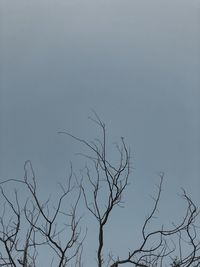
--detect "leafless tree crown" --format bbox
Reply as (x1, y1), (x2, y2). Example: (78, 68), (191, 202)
(0, 115), (199, 266)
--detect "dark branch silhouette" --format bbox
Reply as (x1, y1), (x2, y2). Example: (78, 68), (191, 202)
(0, 114), (199, 266)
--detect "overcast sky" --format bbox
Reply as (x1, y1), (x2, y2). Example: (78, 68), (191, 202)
(0, 0), (200, 265)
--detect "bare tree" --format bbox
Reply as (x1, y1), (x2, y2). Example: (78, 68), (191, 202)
(59, 114), (200, 267)
(59, 114), (130, 267)
(0, 114), (200, 266)
(0, 161), (84, 266)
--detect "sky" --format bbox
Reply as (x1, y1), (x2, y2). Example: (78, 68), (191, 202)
(0, 0), (200, 266)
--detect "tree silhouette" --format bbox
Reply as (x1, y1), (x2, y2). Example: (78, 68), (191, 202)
(0, 114), (199, 266)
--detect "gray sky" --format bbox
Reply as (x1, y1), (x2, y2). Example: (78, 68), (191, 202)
(0, 0), (200, 265)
